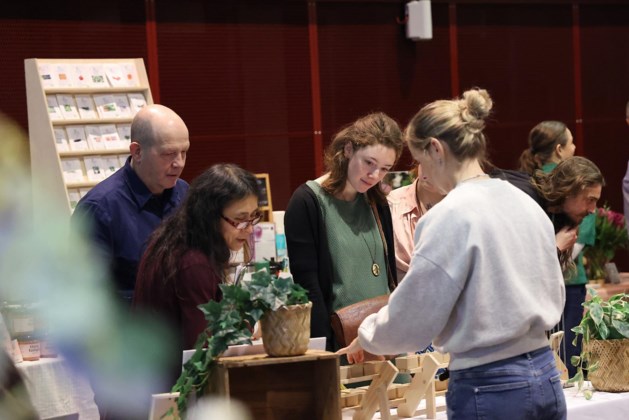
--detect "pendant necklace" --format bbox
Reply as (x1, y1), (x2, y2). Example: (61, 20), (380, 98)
(361, 228), (381, 277)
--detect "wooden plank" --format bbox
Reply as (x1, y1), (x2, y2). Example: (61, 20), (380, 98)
(397, 353), (441, 418)
(216, 350), (336, 368)
(352, 361), (398, 420)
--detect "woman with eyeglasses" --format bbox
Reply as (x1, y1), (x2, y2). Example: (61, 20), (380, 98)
(133, 163), (260, 386)
(284, 112), (404, 355)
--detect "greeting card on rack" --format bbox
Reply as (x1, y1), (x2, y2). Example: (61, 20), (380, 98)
(127, 93), (147, 115)
(38, 64), (56, 88)
(118, 154), (129, 167)
(54, 64), (74, 88)
(116, 124), (131, 146)
(61, 158), (85, 183)
(85, 125), (105, 150)
(84, 156), (106, 182)
(99, 124), (122, 149)
(46, 96), (64, 121)
(65, 126), (90, 151)
(75, 95), (98, 119)
(56, 94), (80, 120)
(68, 189), (81, 211)
(103, 156), (121, 177)
(121, 62), (140, 87)
(113, 94), (132, 118)
(70, 64), (91, 87)
(93, 95), (118, 119)
(53, 128), (70, 152)
(105, 63), (127, 88)
(87, 64), (108, 88)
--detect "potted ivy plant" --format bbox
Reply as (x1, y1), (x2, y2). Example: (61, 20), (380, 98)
(569, 289), (629, 398)
(170, 270), (311, 416)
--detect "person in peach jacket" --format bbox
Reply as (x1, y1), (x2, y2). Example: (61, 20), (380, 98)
(386, 164), (445, 280)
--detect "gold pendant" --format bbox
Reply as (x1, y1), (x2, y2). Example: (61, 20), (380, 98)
(372, 263), (380, 277)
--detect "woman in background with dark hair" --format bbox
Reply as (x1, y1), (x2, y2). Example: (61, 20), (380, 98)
(133, 163), (260, 384)
(531, 156), (604, 378)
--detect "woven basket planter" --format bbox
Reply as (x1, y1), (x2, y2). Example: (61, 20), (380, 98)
(261, 302), (312, 357)
(586, 339), (629, 392)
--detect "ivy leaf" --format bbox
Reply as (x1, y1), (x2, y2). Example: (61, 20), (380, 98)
(570, 355), (580, 367)
(611, 319), (629, 338)
(589, 302), (604, 327)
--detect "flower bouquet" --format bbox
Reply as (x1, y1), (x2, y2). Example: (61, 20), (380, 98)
(584, 206), (629, 280)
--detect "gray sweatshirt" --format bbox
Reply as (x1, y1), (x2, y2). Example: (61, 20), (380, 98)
(358, 178), (565, 370)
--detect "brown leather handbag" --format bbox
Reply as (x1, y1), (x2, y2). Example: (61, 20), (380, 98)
(330, 294), (389, 348)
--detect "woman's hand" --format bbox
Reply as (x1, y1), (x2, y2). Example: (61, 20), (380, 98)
(556, 226), (578, 252)
(336, 337), (365, 364)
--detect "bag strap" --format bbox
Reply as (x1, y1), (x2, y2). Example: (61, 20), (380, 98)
(369, 200), (397, 292)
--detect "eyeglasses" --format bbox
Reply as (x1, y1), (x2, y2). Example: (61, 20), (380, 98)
(221, 213), (262, 230)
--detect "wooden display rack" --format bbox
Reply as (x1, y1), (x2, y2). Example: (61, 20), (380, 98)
(210, 350), (340, 419)
(339, 352), (449, 420)
(24, 58), (153, 216)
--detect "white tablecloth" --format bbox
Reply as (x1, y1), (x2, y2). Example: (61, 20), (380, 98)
(15, 357), (100, 420)
(342, 384), (629, 419)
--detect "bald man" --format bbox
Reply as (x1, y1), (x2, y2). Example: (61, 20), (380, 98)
(73, 104), (190, 303)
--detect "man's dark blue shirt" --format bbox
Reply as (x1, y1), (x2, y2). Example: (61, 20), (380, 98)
(72, 157), (189, 300)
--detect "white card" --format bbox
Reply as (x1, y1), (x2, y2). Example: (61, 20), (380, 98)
(103, 156), (121, 177)
(127, 93), (147, 115)
(118, 154), (129, 167)
(61, 158), (85, 183)
(105, 63), (127, 87)
(69, 64), (91, 87)
(54, 64), (74, 88)
(84, 156), (106, 182)
(99, 124), (122, 149)
(121, 62), (140, 87)
(53, 128), (69, 152)
(68, 189), (81, 211)
(56, 94), (80, 120)
(65, 126), (90, 151)
(75, 95), (98, 119)
(85, 125), (105, 150)
(46, 95), (64, 121)
(113, 94), (132, 118)
(38, 64), (56, 88)
(87, 65), (108, 88)
(116, 124), (131, 147)
(93, 94), (118, 119)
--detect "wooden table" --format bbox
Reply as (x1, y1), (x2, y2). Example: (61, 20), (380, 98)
(587, 272), (629, 300)
(211, 350), (340, 419)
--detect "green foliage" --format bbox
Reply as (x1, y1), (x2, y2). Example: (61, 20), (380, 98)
(170, 270), (308, 417)
(568, 289), (629, 396)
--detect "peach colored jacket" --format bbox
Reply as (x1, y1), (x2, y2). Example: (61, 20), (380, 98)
(386, 179), (420, 280)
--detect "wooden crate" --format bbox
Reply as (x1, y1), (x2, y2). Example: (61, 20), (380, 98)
(210, 350), (340, 420)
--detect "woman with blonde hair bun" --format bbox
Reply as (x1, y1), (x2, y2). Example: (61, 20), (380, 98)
(338, 89), (567, 419)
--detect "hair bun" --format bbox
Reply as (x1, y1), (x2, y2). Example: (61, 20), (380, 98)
(460, 88), (492, 132)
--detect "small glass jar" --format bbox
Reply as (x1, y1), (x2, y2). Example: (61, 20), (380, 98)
(17, 334), (40, 362)
(40, 333), (57, 358)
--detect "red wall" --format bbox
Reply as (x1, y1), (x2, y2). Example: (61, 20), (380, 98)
(1, 0), (628, 231)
